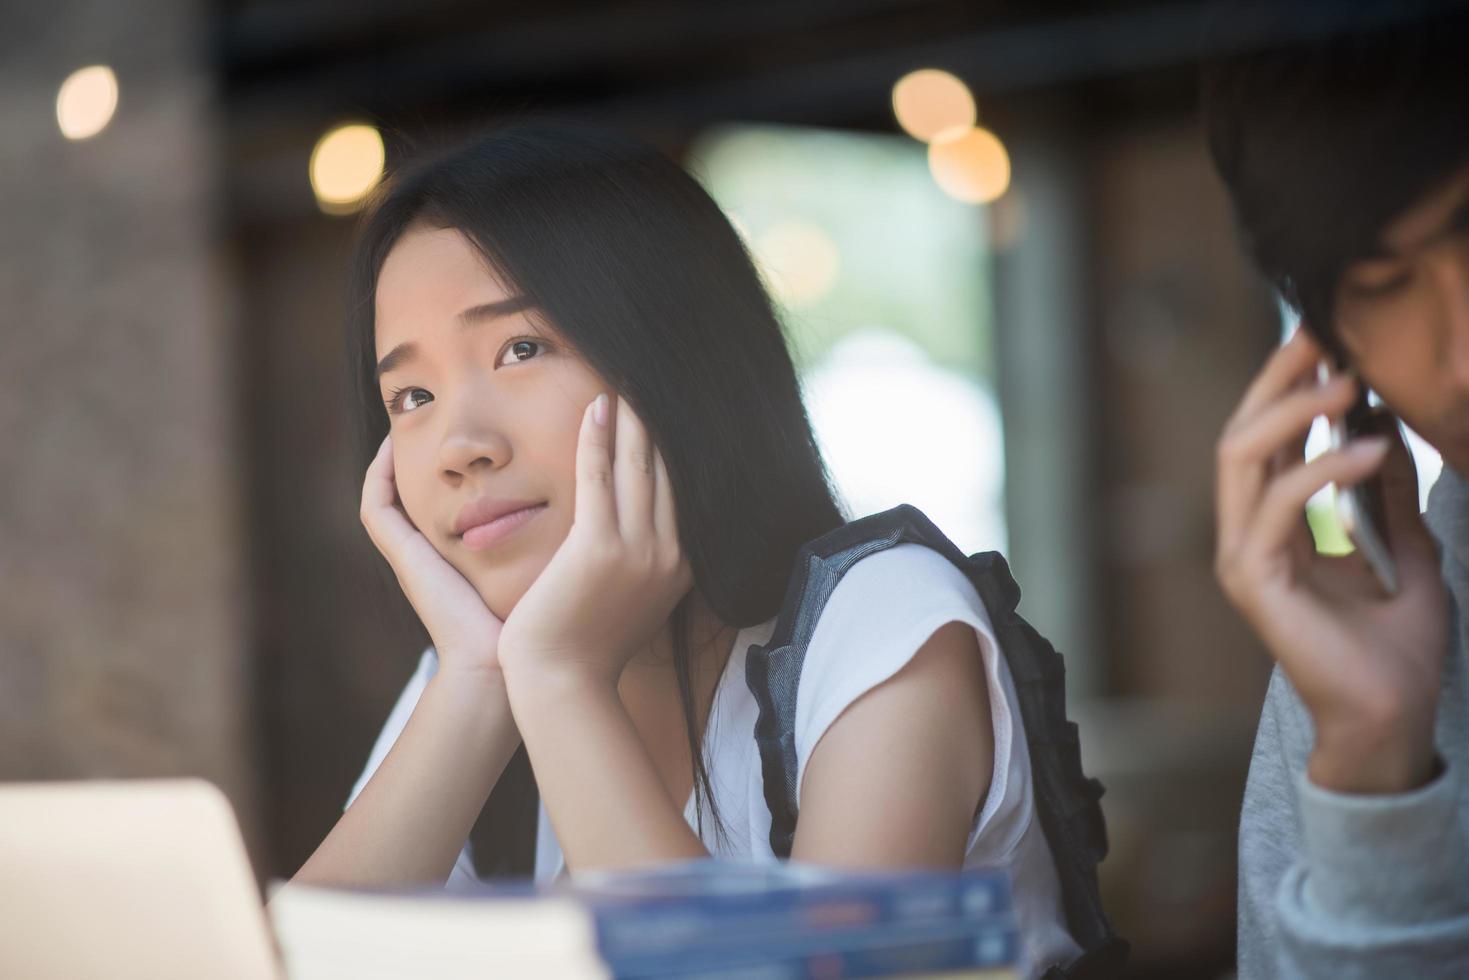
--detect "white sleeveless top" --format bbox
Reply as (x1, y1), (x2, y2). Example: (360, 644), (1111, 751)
(346, 542), (1080, 977)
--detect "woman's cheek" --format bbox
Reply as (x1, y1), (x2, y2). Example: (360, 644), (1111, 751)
(392, 458), (435, 536)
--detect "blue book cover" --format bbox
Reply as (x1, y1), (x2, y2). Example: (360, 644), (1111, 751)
(608, 913), (1020, 978)
(269, 860), (1019, 979)
(535, 860), (1014, 961)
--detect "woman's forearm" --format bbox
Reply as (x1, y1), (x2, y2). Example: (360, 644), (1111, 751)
(506, 663), (709, 873)
(289, 670), (521, 889)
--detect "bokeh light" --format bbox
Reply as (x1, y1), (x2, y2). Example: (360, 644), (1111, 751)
(927, 127), (1011, 204)
(752, 219), (842, 308)
(891, 69), (976, 143)
(56, 66), (118, 141)
(309, 123), (385, 214)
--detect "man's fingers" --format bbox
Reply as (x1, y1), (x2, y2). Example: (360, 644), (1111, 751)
(1272, 422), (1316, 566)
(1269, 368), (1317, 473)
(1233, 374), (1355, 467)
(1229, 327), (1323, 430)
(1217, 327), (1323, 562)
(1216, 373), (1354, 558)
(1246, 438), (1391, 566)
(1374, 421), (1435, 553)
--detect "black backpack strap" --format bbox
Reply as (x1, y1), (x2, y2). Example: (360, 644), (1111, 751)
(744, 511), (912, 859)
(968, 550), (1130, 979)
(744, 504), (1128, 978)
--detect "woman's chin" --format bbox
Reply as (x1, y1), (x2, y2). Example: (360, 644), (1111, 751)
(465, 568), (537, 623)
(442, 538), (557, 622)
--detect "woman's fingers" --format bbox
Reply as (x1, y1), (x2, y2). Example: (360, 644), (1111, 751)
(360, 435), (417, 555)
(612, 394), (656, 540)
(574, 391), (682, 587)
(651, 446), (678, 541)
(574, 393), (618, 530)
(651, 445), (691, 590)
(361, 435), (396, 513)
(357, 438), (506, 667)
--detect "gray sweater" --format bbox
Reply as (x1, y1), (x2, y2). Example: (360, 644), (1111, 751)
(1238, 466), (1469, 977)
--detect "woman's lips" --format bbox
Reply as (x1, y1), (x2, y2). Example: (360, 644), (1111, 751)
(459, 503), (547, 551)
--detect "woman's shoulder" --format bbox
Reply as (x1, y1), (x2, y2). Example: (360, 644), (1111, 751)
(817, 539), (993, 632)
(791, 539), (999, 738)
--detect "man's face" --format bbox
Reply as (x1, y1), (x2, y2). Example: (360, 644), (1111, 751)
(1334, 163), (1469, 473)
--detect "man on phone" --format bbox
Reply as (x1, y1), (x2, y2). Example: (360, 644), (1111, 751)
(1204, 3), (1469, 976)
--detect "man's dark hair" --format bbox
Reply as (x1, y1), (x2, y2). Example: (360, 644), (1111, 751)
(1203, 1), (1469, 353)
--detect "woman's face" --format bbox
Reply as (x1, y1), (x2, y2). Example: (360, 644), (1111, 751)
(373, 224), (609, 618)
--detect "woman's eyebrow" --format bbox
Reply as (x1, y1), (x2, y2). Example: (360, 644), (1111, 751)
(375, 342), (418, 385)
(375, 295), (536, 384)
(458, 295), (535, 324)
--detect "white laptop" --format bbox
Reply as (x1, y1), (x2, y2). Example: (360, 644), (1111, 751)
(0, 778), (282, 980)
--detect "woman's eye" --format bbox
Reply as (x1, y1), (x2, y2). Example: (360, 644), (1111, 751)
(498, 339), (545, 367)
(387, 387), (433, 414)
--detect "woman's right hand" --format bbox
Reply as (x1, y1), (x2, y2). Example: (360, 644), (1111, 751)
(361, 434), (506, 682)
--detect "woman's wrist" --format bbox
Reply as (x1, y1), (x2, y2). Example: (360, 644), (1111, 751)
(501, 649), (621, 712)
(500, 639), (624, 688)
(421, 665), (517, 731)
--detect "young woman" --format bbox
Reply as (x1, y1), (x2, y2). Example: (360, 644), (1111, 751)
(292, 124), (1083, 975)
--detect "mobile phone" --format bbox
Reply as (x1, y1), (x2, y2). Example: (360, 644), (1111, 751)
(1317, 360), (1398, 595)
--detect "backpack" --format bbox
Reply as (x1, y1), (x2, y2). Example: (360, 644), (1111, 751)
(743, 504), (1129, 979)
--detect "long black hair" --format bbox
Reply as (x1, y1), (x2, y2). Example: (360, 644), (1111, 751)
(346, 122), (845, 875)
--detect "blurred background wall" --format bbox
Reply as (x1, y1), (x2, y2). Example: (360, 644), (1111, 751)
(6, 1), (1433, 976)
(0, 0), (258, 842)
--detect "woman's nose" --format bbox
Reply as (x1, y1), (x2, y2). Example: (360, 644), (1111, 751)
(436, 397), (513, 481)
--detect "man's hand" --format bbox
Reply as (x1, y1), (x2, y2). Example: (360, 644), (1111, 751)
(1215, 329), (1448, 794)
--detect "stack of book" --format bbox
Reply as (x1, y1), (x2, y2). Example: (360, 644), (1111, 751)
(268, 860), (1018, 979)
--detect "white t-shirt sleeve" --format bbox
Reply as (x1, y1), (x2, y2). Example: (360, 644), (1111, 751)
(343, 647), (440, 811)
(792, 542), (1020, 854)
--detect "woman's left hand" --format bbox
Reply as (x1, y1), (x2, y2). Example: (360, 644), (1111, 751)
(497, 392), (694, 687)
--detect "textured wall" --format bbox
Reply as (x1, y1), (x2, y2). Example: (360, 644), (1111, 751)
(0, 0), (259, 850)
(1086, 118), (1278, 971)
